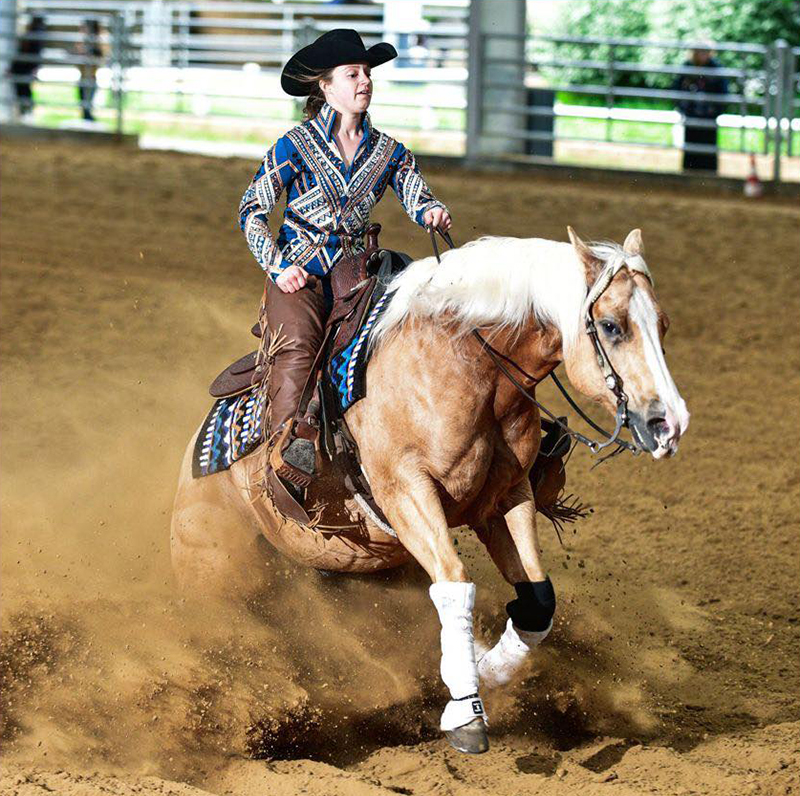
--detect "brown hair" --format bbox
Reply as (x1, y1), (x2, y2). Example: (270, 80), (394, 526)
(291, 67), (335, 120)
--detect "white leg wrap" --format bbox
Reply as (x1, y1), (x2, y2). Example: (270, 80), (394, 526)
(440, 693), (486, 731)
(477, 617), (552, 690)
(429, 581), (485, 731)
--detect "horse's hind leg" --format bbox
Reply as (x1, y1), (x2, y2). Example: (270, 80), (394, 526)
(374, 469), (488, 754)
(170, 432), (270, 599)
(476, 478), (556, 689)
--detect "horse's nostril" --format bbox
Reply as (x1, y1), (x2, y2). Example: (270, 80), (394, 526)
(647, 416), (669, 437)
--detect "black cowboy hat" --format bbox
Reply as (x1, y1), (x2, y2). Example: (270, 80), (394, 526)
(281, 29), (397, 97)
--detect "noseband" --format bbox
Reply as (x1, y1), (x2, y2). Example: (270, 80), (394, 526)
(427, 228), (652, 462)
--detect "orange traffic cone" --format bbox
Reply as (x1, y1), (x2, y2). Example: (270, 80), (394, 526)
(744, 153), (763, 198)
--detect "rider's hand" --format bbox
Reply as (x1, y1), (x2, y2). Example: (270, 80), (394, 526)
(424, 206), (452, 232)
(275, 265), (308, 293)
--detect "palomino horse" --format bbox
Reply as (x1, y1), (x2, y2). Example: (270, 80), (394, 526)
(171, 227), (689, 753)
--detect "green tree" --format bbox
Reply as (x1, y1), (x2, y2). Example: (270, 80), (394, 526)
(539, 0), (652, 95)
(539, 0), (799, 103)
(659, 0), (800, 48)
(657, 0), (800, 108)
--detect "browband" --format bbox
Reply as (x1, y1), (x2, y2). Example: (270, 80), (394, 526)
(581, 253), (653, 321)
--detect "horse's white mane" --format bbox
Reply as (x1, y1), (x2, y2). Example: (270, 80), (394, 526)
(371, 236), (637, 351)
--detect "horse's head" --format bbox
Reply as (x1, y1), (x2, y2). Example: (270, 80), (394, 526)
(562, 227), (690, 458)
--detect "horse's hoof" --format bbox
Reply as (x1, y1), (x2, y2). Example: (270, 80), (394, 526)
(444, 718), (489, 754)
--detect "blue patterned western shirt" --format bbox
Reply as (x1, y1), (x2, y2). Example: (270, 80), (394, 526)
(238, 102), (447, 281)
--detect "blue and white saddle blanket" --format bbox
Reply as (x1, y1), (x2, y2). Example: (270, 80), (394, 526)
(328, 289), (393, 413)
(192, 387), (266, 478)
(193, 289), (393, 479)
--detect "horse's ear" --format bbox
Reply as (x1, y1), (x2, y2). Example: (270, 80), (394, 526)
(623, 228), (644, 256)
(567, 226), (602, 283)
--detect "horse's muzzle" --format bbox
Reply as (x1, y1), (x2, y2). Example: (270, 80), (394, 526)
(628, 400), (684, 459)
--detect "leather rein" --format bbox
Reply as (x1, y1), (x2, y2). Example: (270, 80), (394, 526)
(426, 226), (644, 462)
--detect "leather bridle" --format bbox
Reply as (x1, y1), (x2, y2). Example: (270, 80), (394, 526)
(427, 227), (651, 462)
(575, 250), (653, 454)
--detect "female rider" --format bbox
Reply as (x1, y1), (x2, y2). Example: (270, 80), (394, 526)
(238, 29), (451, 501)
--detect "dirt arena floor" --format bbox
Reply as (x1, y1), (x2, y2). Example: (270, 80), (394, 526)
(1, 137), (798, 796)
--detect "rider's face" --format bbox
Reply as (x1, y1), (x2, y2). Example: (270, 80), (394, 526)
(321, 63), (373, 115)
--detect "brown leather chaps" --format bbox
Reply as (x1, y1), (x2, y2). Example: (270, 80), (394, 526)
(264, 278), (329, 438)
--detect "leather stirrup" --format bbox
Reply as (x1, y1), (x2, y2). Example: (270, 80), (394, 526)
(269, 425), (315, 489)
(267, 468), (312, 525)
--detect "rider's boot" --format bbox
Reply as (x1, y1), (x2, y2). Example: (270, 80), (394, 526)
(283, 437), (316, 479)
(270, 412), (319, 492)
(266, 418), (318, 524)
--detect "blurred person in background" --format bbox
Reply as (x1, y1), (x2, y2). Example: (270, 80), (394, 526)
(8, 15), (46, 120)
(73, 19), (103, 122)
(238, 28), (450, 498)
(673, 44), (729, 172)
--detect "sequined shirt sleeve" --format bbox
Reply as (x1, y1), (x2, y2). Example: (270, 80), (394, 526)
(238, 135), (299, 281)
(390, 145), (448, 227)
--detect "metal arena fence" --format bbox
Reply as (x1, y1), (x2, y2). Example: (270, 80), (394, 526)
(2, 0), (469, 144)
(2, 0), (799, 182)
(469, 31), (799, 181)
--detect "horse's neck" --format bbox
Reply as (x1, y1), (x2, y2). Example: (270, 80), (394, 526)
(477, 322), (563, 417)
(390, 318), (562, 418)
(506, 322), (562, 373)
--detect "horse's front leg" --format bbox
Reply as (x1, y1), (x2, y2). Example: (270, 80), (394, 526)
(476, 478), (556, 689)
(374, 467), (488, 754)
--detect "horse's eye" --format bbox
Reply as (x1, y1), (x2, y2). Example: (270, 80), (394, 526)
(600, 320), (622, 338)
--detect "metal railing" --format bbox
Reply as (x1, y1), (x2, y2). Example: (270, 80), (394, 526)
(468, 31), (799, 181)
(3, 0), (469, 144)
(2, 3), (798, 182)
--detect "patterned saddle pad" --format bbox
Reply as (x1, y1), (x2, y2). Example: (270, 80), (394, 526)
(328, 288), (393, 413)
(192, 386), (266, 478)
